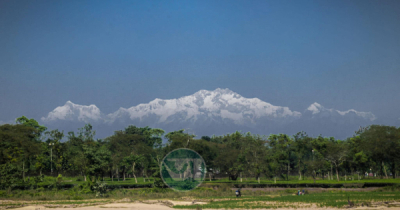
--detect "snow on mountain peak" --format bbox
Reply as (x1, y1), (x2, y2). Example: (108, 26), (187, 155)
(40, 89), (376, 130)
(41, 101), (102, 123)
(337, 109), (376, 121)
(36, 89), (380, 140)
(306, 102), (376, 121)
(307, 102), (323, 114)
(104, 88), (302, 124)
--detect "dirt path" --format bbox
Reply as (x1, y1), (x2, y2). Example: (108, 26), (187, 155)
(6, 203), (172, 210)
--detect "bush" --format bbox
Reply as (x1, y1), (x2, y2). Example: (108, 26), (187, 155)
(43, 176), (55, 183)
(153, 177), (166, 188)
(46, 174), (64, 190)
(0, 190), (7, 197)
(76, 176), (109, 197)
(0, 163), (20, 190)
(57, 174), (63, 183)
(92, 181), (107, 197)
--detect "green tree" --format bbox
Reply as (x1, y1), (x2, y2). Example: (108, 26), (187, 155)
(0, 163), (19, 192)
(305, 159), (325, 184)
(45, 129), (65, 174)
(124, 125), (164, 148)
(347, 136), (370, 180)
(15, 116), (47, 137)
(65, 124), (97, 181)
(213, 131), (249, 181)
(242, 133), (267, 183)
(122, 154), (144, 183)
(268, 134), (293, 181)
(358, 125), (400, 179)
(324, 141), (348, 181)
(0, 124), (42, 182)
(188, 139), (218, 181)
(293, 131), (313, 180)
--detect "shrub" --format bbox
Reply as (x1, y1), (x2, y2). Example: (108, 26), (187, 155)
(57, 174), (63, 183)
(92, 180), (107, 197)
(0, 190), (7, 197)
(0, 163), (20, 191)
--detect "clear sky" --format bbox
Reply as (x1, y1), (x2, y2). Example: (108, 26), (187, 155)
(1, 0), (400, 125)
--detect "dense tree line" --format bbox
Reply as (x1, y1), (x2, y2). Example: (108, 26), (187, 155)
(1, 116), (400, 189)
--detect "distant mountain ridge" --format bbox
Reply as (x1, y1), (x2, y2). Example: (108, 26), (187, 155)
(306, 102), (376, 121)
(40, 88), (376, 139)
(41, 101), (102, 123)
(106, 88), (302, 125)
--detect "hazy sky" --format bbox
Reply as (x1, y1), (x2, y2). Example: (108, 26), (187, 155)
(1, 0), (400, 125)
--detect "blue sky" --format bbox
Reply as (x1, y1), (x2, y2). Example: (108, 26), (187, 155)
(1, 0), (400, 125)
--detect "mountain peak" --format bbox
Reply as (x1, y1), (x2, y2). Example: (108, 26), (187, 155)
(65, 100), (75, 106)
(40, 89), (377, 139)
(41, 101), (102, 123)
(104, 88), (302, 124)
(305, 102), (376, 121)
(307, 102), (323, 114)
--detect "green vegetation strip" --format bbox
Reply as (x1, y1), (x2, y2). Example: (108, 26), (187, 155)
(205, 177), (400, 184)
(12, 180), (400, 191)
(174, 192), (400, 209)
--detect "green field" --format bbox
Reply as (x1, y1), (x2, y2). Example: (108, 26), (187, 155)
(2, 185), (400, 209)
(2, 175), (400, 210)
(174, 191), (400, 209)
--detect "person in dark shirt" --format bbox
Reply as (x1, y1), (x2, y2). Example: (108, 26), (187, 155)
(236, 188), (241, 197)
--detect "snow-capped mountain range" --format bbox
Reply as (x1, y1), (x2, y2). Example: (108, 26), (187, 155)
(306, 102), (376, 121)
(41, 88), (376, 139)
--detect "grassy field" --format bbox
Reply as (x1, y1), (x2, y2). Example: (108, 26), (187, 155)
(174, 191), (400, 209)
(174, 186), (400, 209)
(0, 186), (233, 201)
(2, 175), (400, 209)
(2, 184), (400, 209)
